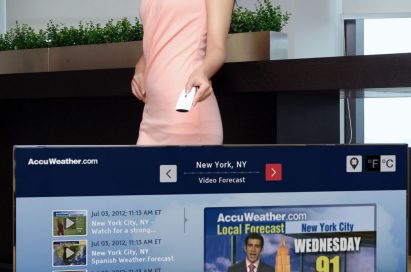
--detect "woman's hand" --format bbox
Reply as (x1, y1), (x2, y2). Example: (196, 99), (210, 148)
(184, 0), (234, 107)
(131, 55), (146, 102)
(131, 71), (146, 102)
(185, 66), (213, 107)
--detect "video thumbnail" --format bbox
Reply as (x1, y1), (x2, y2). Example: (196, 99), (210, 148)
(52, 240), (87, 267)
(53, 210), (87, 236)
(204, 205), (376, 272)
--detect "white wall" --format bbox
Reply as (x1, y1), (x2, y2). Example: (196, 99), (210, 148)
(343, 0), (411, 17)
(0, 0), (5, 34)
(5, 0), (344, 59)
(230, 0), (344, 59)
(6, 0), (411, 58)
(6, 0), (141, 30)
(282, 0), (344, 59)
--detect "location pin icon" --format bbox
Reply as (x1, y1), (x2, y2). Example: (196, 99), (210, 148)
(350, 157), (358, 169)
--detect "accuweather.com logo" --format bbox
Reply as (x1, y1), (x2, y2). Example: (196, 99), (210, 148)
(27, 158), (99, 166)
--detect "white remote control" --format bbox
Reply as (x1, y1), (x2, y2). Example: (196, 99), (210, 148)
(176, 87), (197, 112)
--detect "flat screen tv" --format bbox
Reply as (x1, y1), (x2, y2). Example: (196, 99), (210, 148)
(14, 145), (408, 272)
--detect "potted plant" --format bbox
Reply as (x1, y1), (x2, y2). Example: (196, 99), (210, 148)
(0, 18), (143, 50)
(0, 0), (290, 74)
(227, 0), (290, 61)
(0, 19), (144, 73)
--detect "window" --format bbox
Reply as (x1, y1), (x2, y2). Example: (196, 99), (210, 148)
(364, 97), (411, 144)
(363, 18), (411, 145)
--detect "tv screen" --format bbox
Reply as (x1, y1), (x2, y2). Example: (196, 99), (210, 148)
(14, 145), (408, 271)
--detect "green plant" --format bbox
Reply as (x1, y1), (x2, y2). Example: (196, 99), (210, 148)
(230, 6), (258, 33)
(0, 1), (290, 51)
(0, 17), (144, 51)
(0, 22), (48, 50)
(230, 0), (290, 33)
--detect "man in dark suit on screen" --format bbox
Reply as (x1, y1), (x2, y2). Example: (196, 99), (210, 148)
(228, 232), (273, 272)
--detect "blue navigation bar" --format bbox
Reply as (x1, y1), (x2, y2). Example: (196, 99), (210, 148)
(14, 145), (408, 197)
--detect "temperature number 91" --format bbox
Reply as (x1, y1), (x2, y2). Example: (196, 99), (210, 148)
(316, 256), (340, 272)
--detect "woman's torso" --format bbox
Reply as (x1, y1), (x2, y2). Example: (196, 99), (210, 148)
(140, 0), (207, 101)
(137, 0), (223, 145)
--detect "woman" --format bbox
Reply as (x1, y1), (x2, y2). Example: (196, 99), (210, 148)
(131, 0), (234, 145)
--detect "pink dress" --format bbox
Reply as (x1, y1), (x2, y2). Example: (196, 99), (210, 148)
(137, 0), (223, 145)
